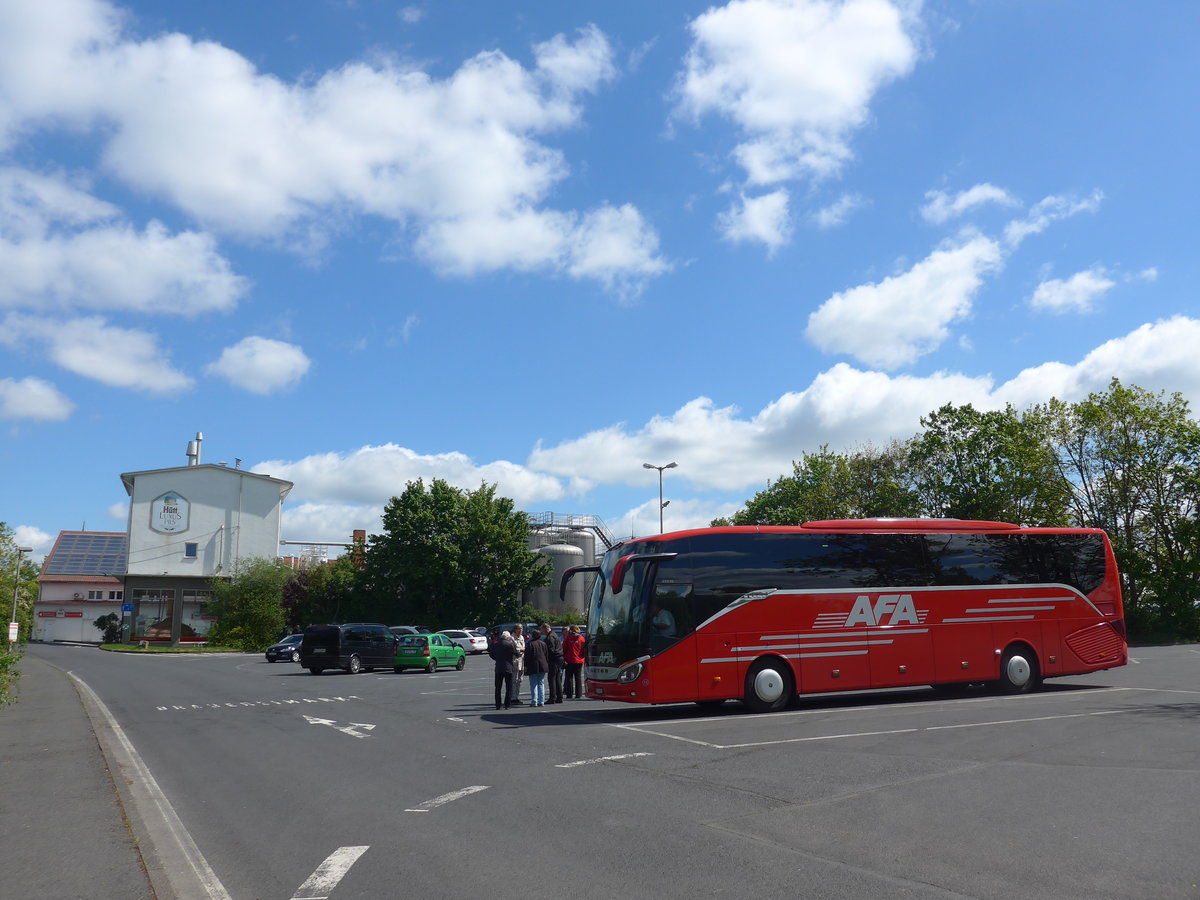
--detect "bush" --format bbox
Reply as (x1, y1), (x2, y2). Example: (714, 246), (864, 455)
(0, 648), (20, 706)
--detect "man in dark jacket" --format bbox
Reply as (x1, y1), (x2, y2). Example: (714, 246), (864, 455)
(491, 631), (517, 709)
(541, 623), (564, 705)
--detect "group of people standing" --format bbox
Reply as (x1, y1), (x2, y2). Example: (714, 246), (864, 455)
(490, 623), (586, 709)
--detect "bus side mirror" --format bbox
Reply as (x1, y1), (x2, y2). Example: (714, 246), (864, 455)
(559, 565), (600, 601)
(610, 552), (678, 594)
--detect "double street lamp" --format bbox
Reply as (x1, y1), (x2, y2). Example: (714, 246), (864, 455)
(9, 545), (33, 648)
(642, 462), (677, 534)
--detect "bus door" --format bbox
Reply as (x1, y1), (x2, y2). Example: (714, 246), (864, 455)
(643, 582), (699, 704)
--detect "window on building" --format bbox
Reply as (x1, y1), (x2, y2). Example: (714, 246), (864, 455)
(184, 542), (198, 559)
(109, 591), (124, 601)
(87, 590), (103, 600)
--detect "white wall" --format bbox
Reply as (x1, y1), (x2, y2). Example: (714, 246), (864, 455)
(125, 465), (290, 577)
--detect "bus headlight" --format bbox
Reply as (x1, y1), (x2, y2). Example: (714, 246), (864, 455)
(616, 662), (643, 684)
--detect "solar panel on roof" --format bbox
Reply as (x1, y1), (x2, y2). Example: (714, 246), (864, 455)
(43, 533), (128, 576)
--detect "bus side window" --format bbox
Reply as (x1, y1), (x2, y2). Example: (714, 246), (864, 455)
(650, 583), (693, 647)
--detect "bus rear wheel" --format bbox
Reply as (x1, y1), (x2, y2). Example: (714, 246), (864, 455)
(744, 658), (794, 713)
(998, 645), (1040, 694)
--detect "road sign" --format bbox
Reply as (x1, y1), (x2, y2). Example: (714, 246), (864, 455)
(122, 603), (133, 612)
(8, 622), (18, 642)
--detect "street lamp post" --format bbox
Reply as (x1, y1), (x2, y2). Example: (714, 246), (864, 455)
(9, 546), (32, 648)
(642, 462), (678, 534)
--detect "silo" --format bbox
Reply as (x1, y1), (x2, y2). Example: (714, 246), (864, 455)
(529, 541), (586, 616)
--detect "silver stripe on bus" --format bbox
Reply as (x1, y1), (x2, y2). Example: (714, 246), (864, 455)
(988, 600), (1075, 607)
(965, 606), (1056, 613)
(701, 649), (870, 664)
(942, 615), (1036, 622)
(761, 628), (929, 640)
(733, 640), (894, 652)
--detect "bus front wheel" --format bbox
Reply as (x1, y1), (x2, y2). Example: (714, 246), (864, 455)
(998, 645), (1040, 694)
(744, 658), (794, 713)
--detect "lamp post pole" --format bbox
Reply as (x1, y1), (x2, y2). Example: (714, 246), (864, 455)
(9, 546), (32, 649)
(642, 462), (677, 534)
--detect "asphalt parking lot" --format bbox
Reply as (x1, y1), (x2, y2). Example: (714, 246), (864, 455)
(22, 641), (1200, 900)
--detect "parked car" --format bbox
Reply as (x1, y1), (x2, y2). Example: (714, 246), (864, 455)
(265, 633), (303, 663)
(439, 628), (488, 654)
(299, 623), (399, 674)
(389, 625), (431, 636)
(393, 633), (466, 673)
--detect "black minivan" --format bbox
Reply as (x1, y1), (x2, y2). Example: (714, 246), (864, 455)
(299, 623), (399, 675)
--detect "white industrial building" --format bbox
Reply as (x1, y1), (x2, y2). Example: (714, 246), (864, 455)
(35, 435), (293, 644)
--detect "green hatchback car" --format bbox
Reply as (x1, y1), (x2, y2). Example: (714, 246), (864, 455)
(393, 633), (466, 673)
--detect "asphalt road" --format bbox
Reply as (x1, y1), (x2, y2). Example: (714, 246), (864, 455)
(30, 642), (1200, 899)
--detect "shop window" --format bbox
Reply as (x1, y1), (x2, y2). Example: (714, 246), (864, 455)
(184, 542), (198, 559)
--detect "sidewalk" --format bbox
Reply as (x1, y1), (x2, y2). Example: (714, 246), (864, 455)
(0, 653), (154, 900)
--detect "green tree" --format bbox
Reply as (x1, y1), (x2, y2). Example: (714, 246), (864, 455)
(1, 523), (39, 645)
(206, 558), (291, 650)
(713, 443), (919, 526)
(1041, 380), (1200, 638)
(281, 553), (359, 632)
(358, 480), (549, 628)
(906, 403), (1071, 525)
(93, 613), (121, 644)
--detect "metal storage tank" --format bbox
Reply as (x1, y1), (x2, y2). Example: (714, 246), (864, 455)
(528, 541), (586, 615)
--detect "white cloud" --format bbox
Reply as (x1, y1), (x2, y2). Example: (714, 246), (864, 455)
(282, 502), (381, 547)
(402, 314), (419, 343)
(805, 234), (1003, 369)
(996, 316), (1200, 410)
(812, 192), (864, 229)
(254, 443), (568, 508)
(530, 318), (1200, 495)
(920, 183), (1018, 224)
(0, 3), (663, 293)
(718, 190), (791, 251)
(205, 336), (311, 395)
(1003, 190), (1103, 247)
(1, 313), (193, 393)
(0, 168), (248, 315)
(107, 501), (128, 520)
(397, 6), (424, 25)
(676, 0), (921, 186)
(0, 376), (75, 420)
(12, 525), (53, 558)
(1029, 267), (1114, 314)
(564, 204), (671, 298)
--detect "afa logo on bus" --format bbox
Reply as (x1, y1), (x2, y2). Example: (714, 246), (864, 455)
(842, 593), (925, 627)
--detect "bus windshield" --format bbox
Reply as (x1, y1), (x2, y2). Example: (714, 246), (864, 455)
(588, 545), (651, 639)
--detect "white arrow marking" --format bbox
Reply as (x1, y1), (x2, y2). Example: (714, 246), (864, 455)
(291, 846), (369, 900)
(556, 752), (653, 768)
(303, 714), (375, 739)
(405, 785), (489, 812)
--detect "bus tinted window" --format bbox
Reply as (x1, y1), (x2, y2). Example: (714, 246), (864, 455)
(927, 533), (1106, 594)
(678, 532), (932, 594)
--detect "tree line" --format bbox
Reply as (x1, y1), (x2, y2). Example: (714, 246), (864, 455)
(205, 479), (550, 651)
(711, 379), (1200, 642)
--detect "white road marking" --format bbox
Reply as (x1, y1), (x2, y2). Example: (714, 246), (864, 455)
(447, 716), (466, 723)
(156, 695), (361, 711)
(557, 752), (654, 768)
(70, 673), (233, 900)
(610, 687), (1138, 750)
(404, 785), (489, 812)
(291, 846), (369, 900)
(302, 714), (376, 739)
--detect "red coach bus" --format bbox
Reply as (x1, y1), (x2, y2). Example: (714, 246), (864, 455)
(560, 520), (1127, 712)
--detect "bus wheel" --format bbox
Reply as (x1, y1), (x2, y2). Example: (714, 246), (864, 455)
(744, 659), (793, 713)
(998, 646), (1040, 694)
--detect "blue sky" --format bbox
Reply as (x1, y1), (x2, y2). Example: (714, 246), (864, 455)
(2, 0), (1198, 560)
